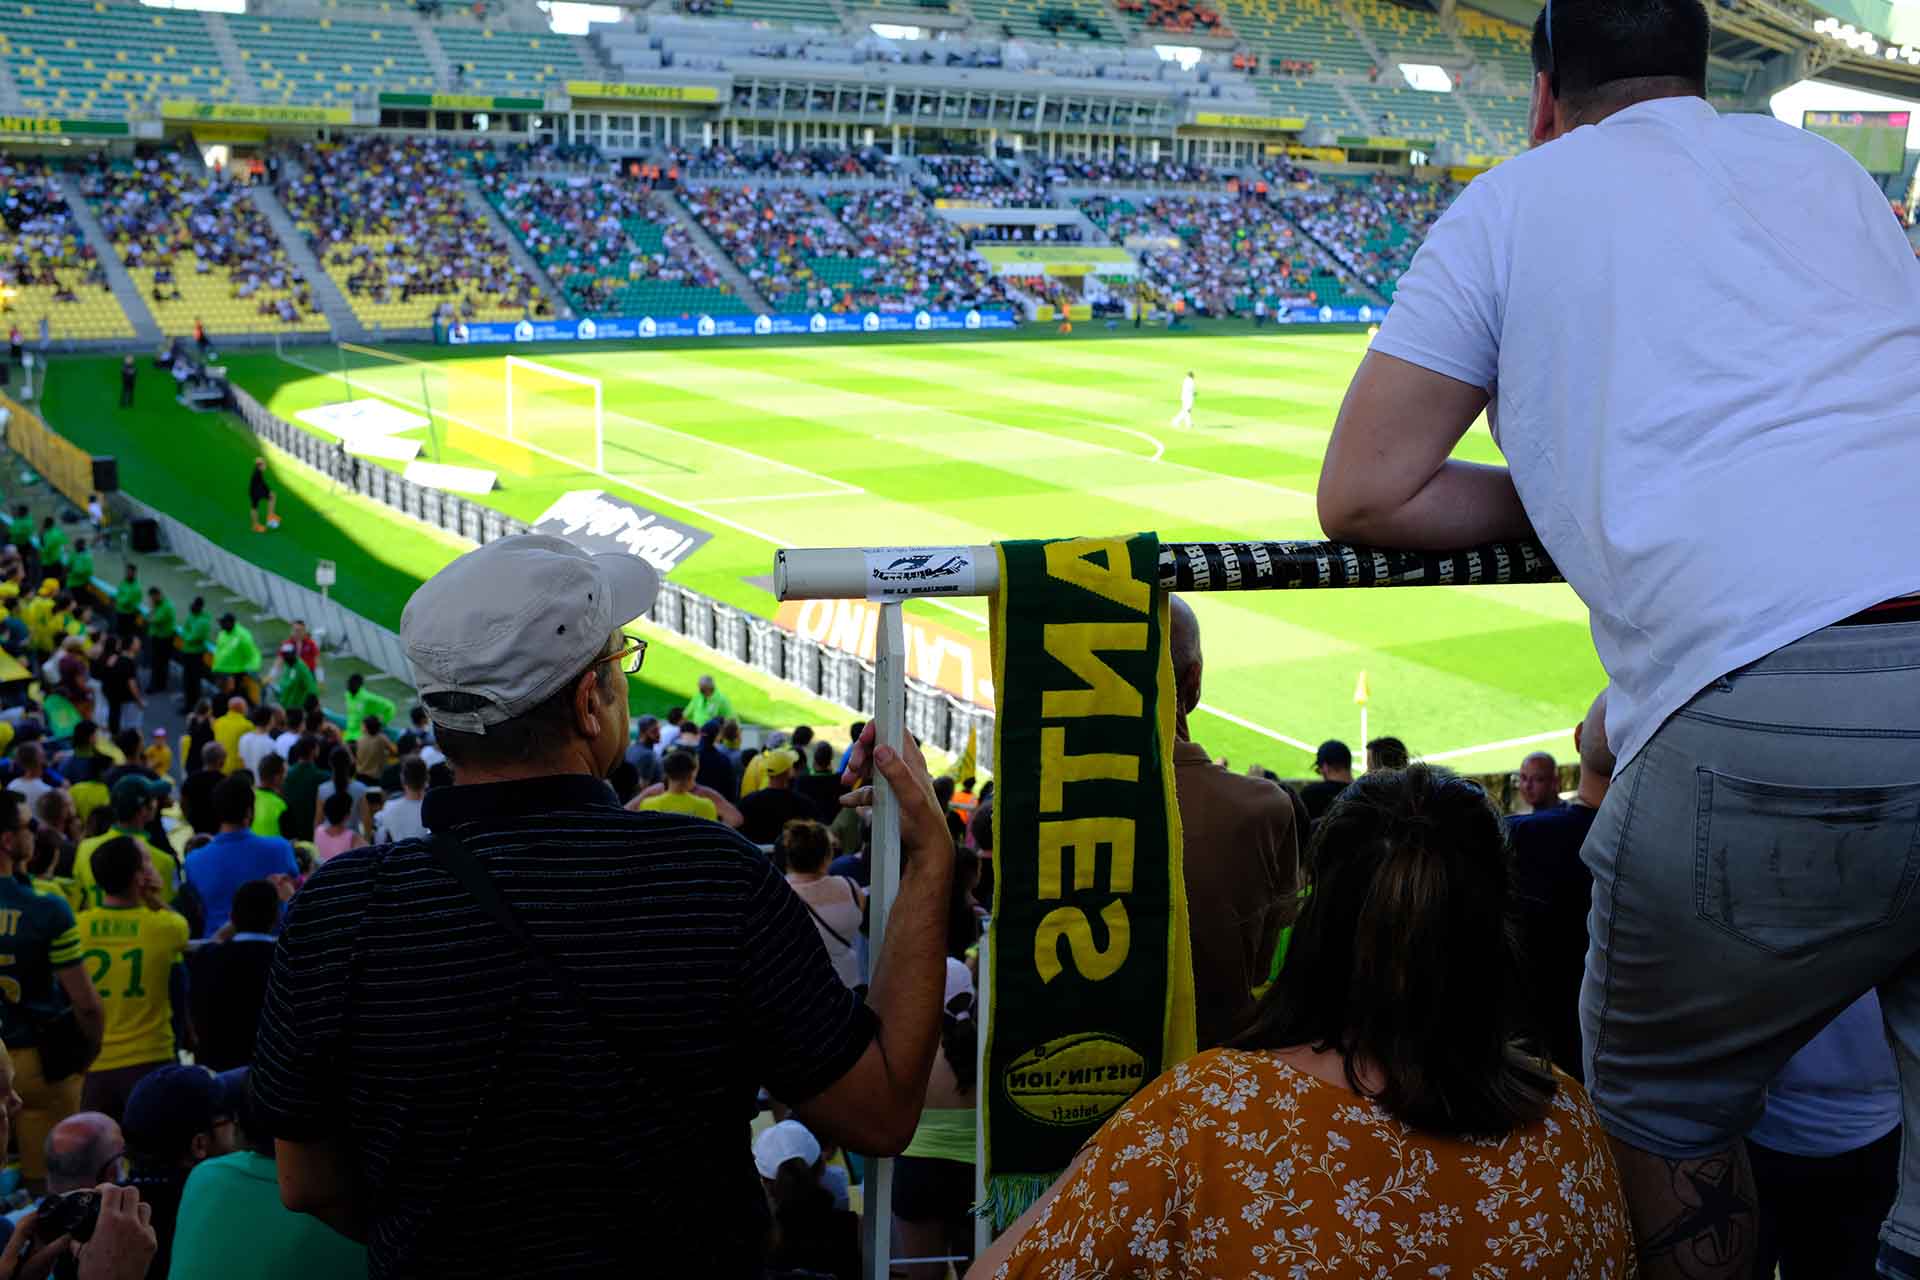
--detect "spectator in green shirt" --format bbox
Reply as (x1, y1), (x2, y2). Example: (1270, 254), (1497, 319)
(38, 517), (67, 581)
(251, 754), (289, 840)
(112, 563), (141, 641)
(211, 613), (262, 706)
(67, 540), (92, 594)
(279, 736), (325, 843)
(178, 597), (212, 709)
(683, 675), (734, 729)
(169, 1069), (366, 1280)
(7, 504), (32, 550)
(271, 644), (317, 715)
(147, 586), (177, 695)
(343, 673), (395, 744)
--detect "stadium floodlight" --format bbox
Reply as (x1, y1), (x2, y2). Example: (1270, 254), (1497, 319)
(775, 534), (1565, 1280)
(504, 355), (605, 475)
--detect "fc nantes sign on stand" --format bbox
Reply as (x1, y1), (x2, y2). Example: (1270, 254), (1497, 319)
(984, 534), (1195, 1226)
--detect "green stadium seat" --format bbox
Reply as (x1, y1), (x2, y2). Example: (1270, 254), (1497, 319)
(435, 24), (590, 94)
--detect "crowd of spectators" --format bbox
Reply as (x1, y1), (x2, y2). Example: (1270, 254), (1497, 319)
(669, 144), (892, 180)
(0, 158), (108, 308)
(826, 188), (1020, 312)
(684, 184), (859, 310)
(485, 174), (730, 315)
(1278, 175), (1460, 296)
(80, 151), (317, 325)
(275, 137), (547, 320)
(1079, 192), (1328, 314)
(1042, 154), (1222, 185)
(919, 156), (1052, 207)
(1116, 0), (1227, 35)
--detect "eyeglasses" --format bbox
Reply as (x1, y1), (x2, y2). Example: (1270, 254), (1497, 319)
(594, 634), (648, 676)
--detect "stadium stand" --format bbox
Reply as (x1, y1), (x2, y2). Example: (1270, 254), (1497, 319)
(0, 0), (231, 118)
(0, 157), (130, 340)
(229, 12), (436, 104)
(435, 23), (594, 93)
(1277, 174), (1457, 299)
(81, 151), (325, 336)
(964, 0), (1118, 44)
(826, 186), (1019, 312)
(277, 137), (546, 330)
(1456, 5), (1534, 86)
(1346, 81), (1476, 143)
(1078, 191), (1372, 315)
(1346, 0), (1458, 58)
(484, 173), (750, 317)
(921, 156), (1052, 207)
(671, 145), (890, 180)
(684, 183), (859, 311)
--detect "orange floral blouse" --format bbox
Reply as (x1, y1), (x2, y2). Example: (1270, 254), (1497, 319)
(992, 1048), (1638, 1279)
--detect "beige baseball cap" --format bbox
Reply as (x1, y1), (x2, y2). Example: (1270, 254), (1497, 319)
(402, 533), (660, 734)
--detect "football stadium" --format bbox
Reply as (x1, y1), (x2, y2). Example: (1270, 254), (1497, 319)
(0, 0), (1915, 1270)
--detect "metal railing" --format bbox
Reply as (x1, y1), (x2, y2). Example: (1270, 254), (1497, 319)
(225, 383), (997, 763)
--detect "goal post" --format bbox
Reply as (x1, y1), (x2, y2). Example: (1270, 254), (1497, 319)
(505, 355), (604, 475)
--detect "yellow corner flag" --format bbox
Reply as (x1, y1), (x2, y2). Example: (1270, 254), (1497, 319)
(1353, 670), (1370, 706)
(952, 722), (978, 782)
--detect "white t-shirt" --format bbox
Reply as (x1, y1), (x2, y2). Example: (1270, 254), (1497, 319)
(1180, 375), (1195, 408)
(273, 730), (301, 760)
(1371, 97), (1920, 769)
(236, 730), (277, 777)
(7, 776), (49, 809)
(374, 793), (426, 843)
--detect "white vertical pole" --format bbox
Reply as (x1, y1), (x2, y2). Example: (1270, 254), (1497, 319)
(594, 381), (605, 474)
(864, 601), (906, 1280)
(974, 923), (992, 1260)
(1359, 704), (1368, 754)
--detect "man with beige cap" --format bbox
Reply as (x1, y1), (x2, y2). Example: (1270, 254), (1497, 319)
(251, 534), (956, 1277)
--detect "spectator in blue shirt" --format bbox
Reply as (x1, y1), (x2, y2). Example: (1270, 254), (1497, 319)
(183, 775), (296, 939)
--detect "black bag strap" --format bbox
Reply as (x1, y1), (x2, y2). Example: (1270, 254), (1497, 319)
(796, 890), (853, 950)
(426, 828), (643, 1079)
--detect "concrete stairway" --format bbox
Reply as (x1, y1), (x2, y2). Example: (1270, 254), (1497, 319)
(459, 178), (573, 319)
(52, 174), (162, 345)
(246, 185), (367, 342)
(202, 13), (262, 102)
(652, 191), (772, 314)
(410, 14), (455, 87)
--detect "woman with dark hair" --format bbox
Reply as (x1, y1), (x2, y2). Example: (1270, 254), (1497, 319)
(755, 1119), (859, 1280)
(313, 744), (367, 836)
(782, 818), (864, 989)
(978, 765), (1634, 1277)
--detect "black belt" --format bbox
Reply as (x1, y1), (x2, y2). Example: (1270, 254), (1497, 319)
(1836, 595), (1920, 626)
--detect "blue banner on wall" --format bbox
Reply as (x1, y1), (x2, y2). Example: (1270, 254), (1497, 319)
(442, 308), (1023, 345)
(438, 304), (1386, 346)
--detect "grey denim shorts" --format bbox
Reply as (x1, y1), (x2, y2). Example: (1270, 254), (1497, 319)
(1578, 619), (1920, 1249)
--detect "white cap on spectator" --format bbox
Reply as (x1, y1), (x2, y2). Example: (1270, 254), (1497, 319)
(402, 533), (658, 734)
(753, 1120), (822, 1178)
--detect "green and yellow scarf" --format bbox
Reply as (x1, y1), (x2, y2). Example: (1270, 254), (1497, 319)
(983, 533), (1197, 1228)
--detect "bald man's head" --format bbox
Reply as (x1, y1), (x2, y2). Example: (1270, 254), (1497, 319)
(45, 1111), (122, 1194)
(1168, 595), (1202, 717)
(1517, 750), (1560, 810)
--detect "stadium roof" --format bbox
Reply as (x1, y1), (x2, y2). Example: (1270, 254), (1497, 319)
(1460, 0), (1920, 105)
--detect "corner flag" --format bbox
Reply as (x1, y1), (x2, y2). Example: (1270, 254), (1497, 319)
(1353, 671), (1369, 705)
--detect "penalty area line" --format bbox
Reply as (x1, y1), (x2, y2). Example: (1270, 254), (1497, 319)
(1418, 727), (1574, 763)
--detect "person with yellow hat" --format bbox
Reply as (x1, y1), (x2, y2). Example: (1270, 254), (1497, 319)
(735, 747), (820, 847)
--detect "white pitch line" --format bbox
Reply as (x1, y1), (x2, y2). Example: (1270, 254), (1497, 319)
(1194, 702), (1318, 754)
(700, 489), (857, 506)
(1070, 417), (1166, 462)
(274, 347), (803, 552)
(1418, 727), (1573, 763)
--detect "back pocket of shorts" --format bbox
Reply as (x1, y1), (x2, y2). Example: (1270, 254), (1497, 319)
(1695, 769), (1920, 954)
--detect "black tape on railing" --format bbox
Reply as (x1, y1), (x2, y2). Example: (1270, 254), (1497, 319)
(1158, 539), (1563, 592)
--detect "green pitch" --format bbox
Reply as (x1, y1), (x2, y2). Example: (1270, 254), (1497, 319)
(52, 330), (1606, 776)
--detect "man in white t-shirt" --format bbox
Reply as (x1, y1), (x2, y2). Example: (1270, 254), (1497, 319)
(6, 741), (51, 809)
(373, 755), (428, 843)
(1315, 0), (1920, 1274)
(1170, 371), (1195, 431)
(235, 705), (279, 778)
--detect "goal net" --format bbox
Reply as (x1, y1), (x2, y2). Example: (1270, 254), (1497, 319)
(505, 356), (604, 476)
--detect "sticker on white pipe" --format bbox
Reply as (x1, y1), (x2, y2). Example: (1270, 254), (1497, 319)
(865, 547), (977, 601)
